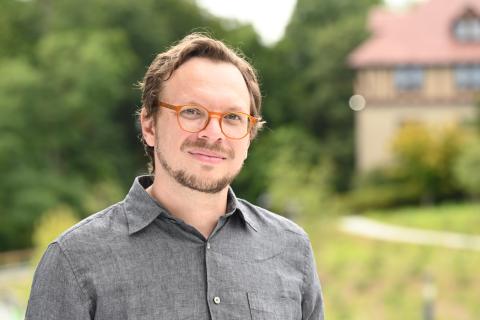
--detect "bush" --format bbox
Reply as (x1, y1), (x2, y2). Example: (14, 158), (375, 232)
(390, 122), (467, 203)
(31, 205), (79, 266)
(346, 168), (423, 212)
(347, 123), (471, 212)
(252, 126), (340, 219)
(267, 145), (335, 219)
(454, 137), (480, 198)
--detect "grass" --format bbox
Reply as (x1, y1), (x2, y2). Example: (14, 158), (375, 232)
(365, 202), (480, 235)
(302, 202), (480, 320)
(0, 264), (33, 318)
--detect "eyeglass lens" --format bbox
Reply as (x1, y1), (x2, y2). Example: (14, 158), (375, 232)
(178, 105), (249, 139)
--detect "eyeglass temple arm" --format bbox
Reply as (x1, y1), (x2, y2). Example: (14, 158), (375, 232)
(158, 102), (179, 111)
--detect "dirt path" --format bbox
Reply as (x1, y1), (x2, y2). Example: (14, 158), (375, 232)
(339, 216), (480, 251)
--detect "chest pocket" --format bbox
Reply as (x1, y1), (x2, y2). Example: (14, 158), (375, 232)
(247, 292), (301, 320)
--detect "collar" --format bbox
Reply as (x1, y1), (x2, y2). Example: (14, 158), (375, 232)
(227, 187), (258, 232)
(123, 175), (257, 235)
(124, 176), (168, 235)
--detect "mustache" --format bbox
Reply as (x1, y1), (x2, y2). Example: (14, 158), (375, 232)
(181, 139), (235, 159)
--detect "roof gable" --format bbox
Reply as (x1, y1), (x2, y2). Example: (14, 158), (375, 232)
(349, 0), (480, 67)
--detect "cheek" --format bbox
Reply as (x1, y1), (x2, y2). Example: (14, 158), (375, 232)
(234, 141), (250, 162)
(157, 120), (188, 148)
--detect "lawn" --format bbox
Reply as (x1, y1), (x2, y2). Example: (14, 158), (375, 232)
(0, 265), (33, 319)
(365, 202), (480, 235)
(303, 202), (480, 320)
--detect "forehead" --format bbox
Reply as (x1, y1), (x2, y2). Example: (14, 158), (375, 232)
(161, 57), (251, 113)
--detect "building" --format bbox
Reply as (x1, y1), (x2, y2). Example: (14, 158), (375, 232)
(349, 0), (480, 171)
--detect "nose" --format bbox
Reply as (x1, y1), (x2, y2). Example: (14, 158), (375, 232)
(198, 115), (224, 141)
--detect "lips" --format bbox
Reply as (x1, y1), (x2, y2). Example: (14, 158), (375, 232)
(181, 139), (235, 159)
(188, 149), (227, 164)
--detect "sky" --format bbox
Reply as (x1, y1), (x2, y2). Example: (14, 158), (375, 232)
(196, 0), (421, 45)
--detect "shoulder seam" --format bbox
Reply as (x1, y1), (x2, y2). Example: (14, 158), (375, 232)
(53, 242), (92, 302)
(284, 228), (309, 238)
(300, 236), (311, 299)
(59, 203), (119, 239)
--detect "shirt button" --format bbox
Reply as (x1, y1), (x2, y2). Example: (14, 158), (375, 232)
(213, 296), (221, 304)
(206, 242), (211, 249)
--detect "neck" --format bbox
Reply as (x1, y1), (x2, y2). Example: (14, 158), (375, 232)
(146, 170), (229, 239)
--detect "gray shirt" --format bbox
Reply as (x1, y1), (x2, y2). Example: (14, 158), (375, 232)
(26, 176), (324, 320)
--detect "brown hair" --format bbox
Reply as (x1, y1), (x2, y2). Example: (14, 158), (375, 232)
(138, 33), (264, 173)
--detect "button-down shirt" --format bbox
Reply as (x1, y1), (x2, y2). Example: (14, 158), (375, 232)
(26, 176), (324, 319)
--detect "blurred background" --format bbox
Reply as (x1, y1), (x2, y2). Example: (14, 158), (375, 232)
(1, 0), (479, 319)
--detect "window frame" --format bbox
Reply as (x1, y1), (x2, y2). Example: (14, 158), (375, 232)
(394, 66), (424, 91)
(455, 64), (480, 90)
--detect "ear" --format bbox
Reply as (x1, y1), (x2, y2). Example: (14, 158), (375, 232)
(140, 108), (156, 147)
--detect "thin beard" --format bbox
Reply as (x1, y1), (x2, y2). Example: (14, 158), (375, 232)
(171, 169), (234, 194)
(155, 147), (241, 194)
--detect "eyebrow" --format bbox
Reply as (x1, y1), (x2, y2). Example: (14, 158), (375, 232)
(184, 101), (248, 113)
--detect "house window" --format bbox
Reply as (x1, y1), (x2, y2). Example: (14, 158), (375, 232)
(394, 66), (424, 91)
(455, 64), (480, 89)
(454, 17), (480, 42)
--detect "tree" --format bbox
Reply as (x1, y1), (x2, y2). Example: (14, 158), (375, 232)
(259, 0), (380, 192)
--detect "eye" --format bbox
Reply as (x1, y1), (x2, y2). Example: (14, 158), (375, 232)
(180, 106), (205, 119)
(224, 113), (242, 121)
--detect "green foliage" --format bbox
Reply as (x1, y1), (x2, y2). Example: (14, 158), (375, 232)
(31, 205), (79, 266)
(234, 126), (320, 202)
(454, 137), (480, 198)
(346, 165), (424, 212)
(0, 27), (137, 250)
(34, 29), (138, 180)
(260, 0), (380, 192)
(0, 0), (41, 58)
(390, 123), (467, 203)
(346, 123), (472, 212)
(346, 182), (422, 212)
(83, 180), (125, 215)
(264, 128), (335, 218)
(235, 126), (339, 219)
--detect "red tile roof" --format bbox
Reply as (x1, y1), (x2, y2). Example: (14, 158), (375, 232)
(349, 0), (480, 68)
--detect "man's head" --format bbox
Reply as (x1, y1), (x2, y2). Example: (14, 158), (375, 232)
(138, 33), (264, 193)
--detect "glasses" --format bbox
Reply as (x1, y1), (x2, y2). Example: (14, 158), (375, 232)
(158, 101), (259, 139)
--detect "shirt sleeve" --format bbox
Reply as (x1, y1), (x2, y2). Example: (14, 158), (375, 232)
(25, 242), (94, 320)
(301, 238), (325, 320)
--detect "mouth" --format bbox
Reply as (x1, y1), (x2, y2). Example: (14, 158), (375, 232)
(188, 150), (227, 164)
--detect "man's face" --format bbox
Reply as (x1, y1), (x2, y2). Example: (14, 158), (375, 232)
(142, 57), (252, 193)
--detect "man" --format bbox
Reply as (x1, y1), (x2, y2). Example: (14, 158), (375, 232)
(26, 33), (324, 319)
